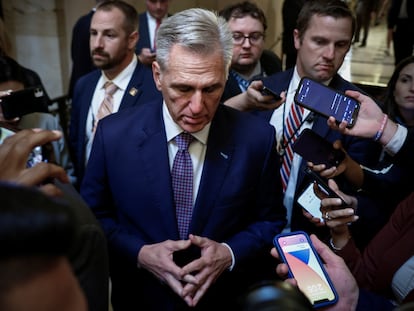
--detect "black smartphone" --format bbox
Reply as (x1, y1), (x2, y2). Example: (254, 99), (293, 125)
(261, 85), (282, 101)
(303, 167), (347, 206)
(0, 86), (48, 119)
(273, 231), (338, 308)
(293, 129), (345, 168)
(294, 77), (360, 128)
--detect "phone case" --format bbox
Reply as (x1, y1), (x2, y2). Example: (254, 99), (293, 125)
(293, 129), (345, 168)
(274, 231), (338, 308)
(0, 86), (48, 119)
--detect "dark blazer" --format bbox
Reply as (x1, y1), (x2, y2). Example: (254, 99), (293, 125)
(69, 62), (161, 187)
(68, 10), (95, 98)
(220, 50), (282, 102)
(259, 69), (382, 234)
(135, 12), (171, 55)
(387, 0), (414, 29)
(135, 12), (151, 55)
(359, 127), (414, 226)
(81, 101), (287, 310)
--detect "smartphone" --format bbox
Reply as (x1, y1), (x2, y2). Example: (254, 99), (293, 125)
(304, 167), (347, 206)
(293, 129), (345, 168)
(294, 77), (360, 128)
(0, 125), (51, 167)
(0, 86), (48, 119)
(273, 231), (338, 308)
(261, 85), (282, 101)
(297, 182), (325, 220)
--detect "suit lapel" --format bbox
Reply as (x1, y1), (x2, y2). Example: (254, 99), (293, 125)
(134, 103), (178, 237)
(190, 108), (235, 234)
(119, 63), (145, 110)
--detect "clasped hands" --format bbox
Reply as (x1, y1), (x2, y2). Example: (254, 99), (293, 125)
(138, 234), (232, 307)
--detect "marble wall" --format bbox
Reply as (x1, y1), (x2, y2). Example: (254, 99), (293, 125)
(1, 0), (283, 99)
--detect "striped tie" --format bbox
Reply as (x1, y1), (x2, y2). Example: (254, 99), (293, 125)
(280, 102), (304, 192)
(93, 81), (118, 132)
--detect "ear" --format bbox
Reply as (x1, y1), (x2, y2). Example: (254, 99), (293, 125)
(152, 61), (162, 91)
(293, 29), (301, 50)
(128, 31), (139, 50)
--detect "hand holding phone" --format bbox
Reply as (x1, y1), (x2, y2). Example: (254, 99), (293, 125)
(304, 167), (347, 205)
(273, 231), (338, 308)
(297, 167), (346, 220)
(293, 129), (345, 168)
(0, 125), (52, 166)
(261, 85), (282, 101)
(294, 77), (360, 128)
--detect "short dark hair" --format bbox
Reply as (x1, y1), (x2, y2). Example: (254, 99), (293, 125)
(96, 0), (139, 35)
(0, 183), (77, 300)
(0, 55), (27, 85)
(0, 183), (77, 259)
(296, 0), (355, 40)
(219, 1), (267, 32)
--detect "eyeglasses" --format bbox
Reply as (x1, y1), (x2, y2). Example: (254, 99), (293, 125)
(232, 32), (264, 45)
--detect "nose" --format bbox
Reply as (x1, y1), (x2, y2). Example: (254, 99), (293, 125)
(189, 91), (204, 114)
(90, 34), (103, 49)
(242, 37), (252, 48)
(322, 44), (335, 60)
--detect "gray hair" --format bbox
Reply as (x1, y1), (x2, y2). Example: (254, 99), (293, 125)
(156, 8), (233, 76)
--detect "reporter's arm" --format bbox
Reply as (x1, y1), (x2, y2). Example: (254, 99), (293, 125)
(222, 80), (284, 111)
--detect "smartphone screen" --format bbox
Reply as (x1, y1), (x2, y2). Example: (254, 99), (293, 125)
(293, 129), (345, 168)
(0, 125), (47, 167)
(274, 231), (338, 308)
(303, 167), (347, 206)
(294, 77), (360, 128)
(297, 182), (324, 220)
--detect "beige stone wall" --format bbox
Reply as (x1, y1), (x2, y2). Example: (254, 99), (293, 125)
(1, 0), (283, 98)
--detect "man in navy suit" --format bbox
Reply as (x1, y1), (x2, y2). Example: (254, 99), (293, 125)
(81, 8), (286, 311)
(69, 0), (161, 187)
(225, 0), (382, 241)
(135, 0), (171, 66)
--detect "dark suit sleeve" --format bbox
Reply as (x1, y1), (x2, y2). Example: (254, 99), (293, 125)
(80, 122), (142, 266)
(356, 289), (395, 311)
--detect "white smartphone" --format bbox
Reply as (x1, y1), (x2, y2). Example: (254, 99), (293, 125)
(274, 231), (338, 308)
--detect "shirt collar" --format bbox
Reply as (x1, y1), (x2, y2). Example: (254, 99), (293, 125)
(162, 101), (210, 145)
(99, 54), (137, 91)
